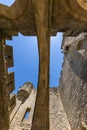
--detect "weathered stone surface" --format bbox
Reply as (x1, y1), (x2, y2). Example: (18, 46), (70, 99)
(31, 0), (50, 129)
(0, 32), (15, 130)
(17, 82), (34, 102)
(9, 84), (71, 130)
(1, 1), (87, 130)
(0, 0), (87, 38)
(10, 89), (36, 130)
(0, 36), (10, 130)
(7, 72), (15, 94)
(59, 33), (87, 130)
(50, 88), (71, 130)
(9, 94), (16, 114)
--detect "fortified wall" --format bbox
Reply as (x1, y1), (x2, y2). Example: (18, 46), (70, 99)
(1, 0), (87, 130)
(9, 33), (87, 130)
(59, 33), (87, 130)
(9, 82), (71, 130)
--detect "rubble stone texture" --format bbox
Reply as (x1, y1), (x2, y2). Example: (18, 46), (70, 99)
(0, 33), (15, 130)
(59, 33), (87, 130)
(10, 82), (36, 130)
(9, 83), (71, 130)
(49, 88), (71, 130)
(0, 0), (87, 130)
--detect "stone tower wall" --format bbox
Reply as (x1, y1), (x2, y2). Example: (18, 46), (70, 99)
(10, 89), (36, 130)
(9, 84), (71, 130)
(59, 34), (87, 130)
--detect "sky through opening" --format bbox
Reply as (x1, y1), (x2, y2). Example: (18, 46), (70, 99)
(0, 0), (15, 6)
(0, 0), (63, 93)
(6, 33), (63, 93)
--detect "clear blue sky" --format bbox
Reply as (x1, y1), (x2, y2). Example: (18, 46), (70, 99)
(0, 1), (63, 93)
(0, 0), (15, 6)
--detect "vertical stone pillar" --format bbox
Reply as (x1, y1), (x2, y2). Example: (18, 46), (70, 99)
(31, 0), (50, 130)
(0, 31), (9, 130)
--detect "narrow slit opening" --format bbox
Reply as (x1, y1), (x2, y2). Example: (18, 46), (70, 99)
(23, 108), (31, 121)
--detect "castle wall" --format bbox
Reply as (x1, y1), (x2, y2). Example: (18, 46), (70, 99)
(59, 34), (87, 130)
(10, 89), (36, 130)
(9, 85), (71, 130)
(50, 88), (71, 130)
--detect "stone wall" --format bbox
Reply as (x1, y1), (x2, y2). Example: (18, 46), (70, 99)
(9, 83), (71, 130)
(50, 88), (71, 130)
(59, 34), (87, 130)
(10, 89), (36, 130)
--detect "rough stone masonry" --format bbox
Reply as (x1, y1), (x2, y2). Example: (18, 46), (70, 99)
(0, 0), (87, 130)
(9, 82), (71, 130)
(59, 33), (87, 130)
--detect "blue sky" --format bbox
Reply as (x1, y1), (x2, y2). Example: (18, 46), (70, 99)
(0, 1), (63, 93)
(0, 0), (15, 6)
(7, 33), (63, 93)
(50, 33), (63, 87)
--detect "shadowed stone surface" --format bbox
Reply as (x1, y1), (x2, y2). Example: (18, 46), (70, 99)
(31, 0), (50, 129)
(59, 33), (87, 130)
(1, 0), (87, 38)
(0, 33), (15, 130)
(1, 1), (87, 130)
